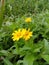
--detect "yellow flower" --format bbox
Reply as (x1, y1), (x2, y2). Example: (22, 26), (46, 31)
(12, 28), (33, 41)
(25, 17), (31, 22)
(12, 29), (22, 41)
(23, 29), (32, 40)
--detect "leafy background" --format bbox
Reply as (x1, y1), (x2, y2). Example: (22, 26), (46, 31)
(0, 0), (49, 65)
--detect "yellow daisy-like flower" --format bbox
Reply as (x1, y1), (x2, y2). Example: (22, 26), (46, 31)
(12, 29), (22, 41)
(12, 28), (33, 41)
(25, 17), (31, 22)
(23, 29), (32, 40)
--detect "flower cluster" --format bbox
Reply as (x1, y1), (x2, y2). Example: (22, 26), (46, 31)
(12, 29), (32, 41)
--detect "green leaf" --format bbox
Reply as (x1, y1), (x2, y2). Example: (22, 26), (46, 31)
(0, 50), (13, 59)
(44, 39), (49, 54)
(44, 39), (49, 48)
(23, 54), (36, 65)
(42, 55), (49, 63)
(33, 46), (42, 53)
(3, 57), (13, 65)
(0, 50), (9, 56)
(17, 60), (23, 65)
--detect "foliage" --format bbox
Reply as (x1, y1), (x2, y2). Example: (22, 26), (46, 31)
(0, 0), (49, 65)
(4, 0), (49, 16)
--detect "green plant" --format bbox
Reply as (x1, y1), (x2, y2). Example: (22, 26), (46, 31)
(0, 0), (49, 65)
